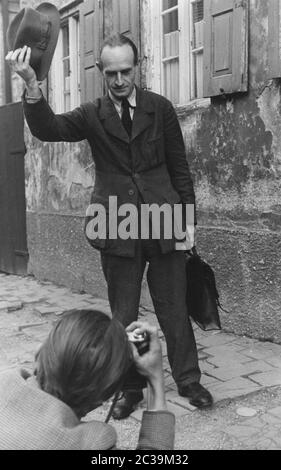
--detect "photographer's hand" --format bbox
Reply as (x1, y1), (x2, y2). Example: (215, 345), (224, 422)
(127, 321), (167, 411)
(5, 46), (41, 99)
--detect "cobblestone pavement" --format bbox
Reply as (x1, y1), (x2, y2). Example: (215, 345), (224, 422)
(1, 272), (281, 449)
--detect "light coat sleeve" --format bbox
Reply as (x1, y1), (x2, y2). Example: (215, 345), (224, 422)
(137, 411), (175, 450)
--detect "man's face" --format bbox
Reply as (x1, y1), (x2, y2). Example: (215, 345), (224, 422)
(100, 44), (137, 101)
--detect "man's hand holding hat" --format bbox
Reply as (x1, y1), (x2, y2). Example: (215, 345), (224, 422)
(6, 45), (34, 82)
(6, 46), (41, 100)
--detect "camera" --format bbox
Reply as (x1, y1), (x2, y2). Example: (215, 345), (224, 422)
(122, 329), (150, 391)
(127, 330), (149, 356)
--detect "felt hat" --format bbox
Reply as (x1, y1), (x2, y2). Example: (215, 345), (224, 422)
(7, 3), (60, 81)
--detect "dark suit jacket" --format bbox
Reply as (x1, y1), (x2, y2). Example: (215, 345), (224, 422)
(23, 87), (196, 257)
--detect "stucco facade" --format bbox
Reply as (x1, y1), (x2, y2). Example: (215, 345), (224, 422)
(1, 0), (281, 342)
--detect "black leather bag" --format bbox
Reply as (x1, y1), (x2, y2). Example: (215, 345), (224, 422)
(185, 247), (222, 331)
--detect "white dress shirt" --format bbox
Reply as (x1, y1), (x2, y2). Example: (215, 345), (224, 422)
(108, 87), (136, 120)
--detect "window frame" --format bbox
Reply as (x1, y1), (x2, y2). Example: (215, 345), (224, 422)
(61, 21), (71, 111)
(150, 0), (208, 106)
(50, 8), (81, 113)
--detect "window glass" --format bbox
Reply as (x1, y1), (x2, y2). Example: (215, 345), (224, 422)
(62, 24), (71, 112)
(191, 0), (204, 99)
(163, 59), (179, 103)
(163, 10), (178, 35)
(162, 0), (178, 11)
(162, 1), (179, 103)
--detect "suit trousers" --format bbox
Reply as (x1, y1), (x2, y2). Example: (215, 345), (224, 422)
(100, 239), (201, 389)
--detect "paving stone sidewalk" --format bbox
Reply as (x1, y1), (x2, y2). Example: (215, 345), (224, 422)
(1, 272), (281, 449)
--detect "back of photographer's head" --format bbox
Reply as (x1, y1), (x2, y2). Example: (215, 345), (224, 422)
(35, 309), (133, 418)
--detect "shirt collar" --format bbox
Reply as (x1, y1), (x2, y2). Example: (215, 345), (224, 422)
(109, 86), (136, 110)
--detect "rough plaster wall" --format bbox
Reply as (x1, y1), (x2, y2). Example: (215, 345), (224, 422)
(24, 136), (95, 213)
(27, 212), (107, 295)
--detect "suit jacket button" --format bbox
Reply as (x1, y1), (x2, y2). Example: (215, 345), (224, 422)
(133, 173), (140, 179)
(128, 189), (135, 196)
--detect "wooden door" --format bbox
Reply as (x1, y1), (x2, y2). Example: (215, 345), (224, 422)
(0, 102), (28, 274)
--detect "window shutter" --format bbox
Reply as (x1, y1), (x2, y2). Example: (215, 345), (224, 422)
(112, 0), (141, 85)
(268, 0), (281, 78)
(80, 0), (103, 102)
(112, 0), (140, 48)
(203, 0), (248, 97)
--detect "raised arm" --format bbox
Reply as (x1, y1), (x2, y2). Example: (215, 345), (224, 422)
(6, 46), (87, 143)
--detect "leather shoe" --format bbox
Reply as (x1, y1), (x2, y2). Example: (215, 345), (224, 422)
(112, 391), (144, 420)
(178, 382), (213, 408)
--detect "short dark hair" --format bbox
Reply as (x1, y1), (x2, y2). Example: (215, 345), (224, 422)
(35, 309), (133, 418)
(99, 33), (138, 69)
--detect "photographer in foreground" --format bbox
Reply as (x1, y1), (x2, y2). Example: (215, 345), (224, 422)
(0, 310), (175, 450)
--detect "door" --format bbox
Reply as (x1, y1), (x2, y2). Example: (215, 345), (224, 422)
(0, 102), (28, 275)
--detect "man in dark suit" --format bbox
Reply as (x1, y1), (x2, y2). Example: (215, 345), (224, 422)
(6, 34), (213, 419)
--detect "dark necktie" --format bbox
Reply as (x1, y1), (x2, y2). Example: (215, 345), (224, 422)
(121, 98), (132, 138)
